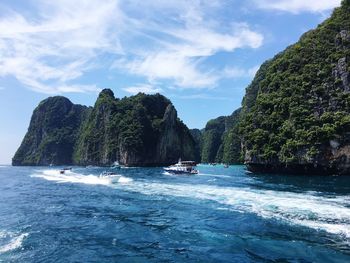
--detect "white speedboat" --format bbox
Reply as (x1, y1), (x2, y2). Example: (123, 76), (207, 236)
(164, 159), (198, 175)
(99, 171), (121, 182)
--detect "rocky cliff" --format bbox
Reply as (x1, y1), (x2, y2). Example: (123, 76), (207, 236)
(13, 90), (197, 166)
(200, 108), (242, 164)
(239, 0), (350, 174)
(12, 97), (90, 166)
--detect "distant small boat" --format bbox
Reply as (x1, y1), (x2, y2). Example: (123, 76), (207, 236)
(224, 164), (229, 168)
(164, 159), (198, 175)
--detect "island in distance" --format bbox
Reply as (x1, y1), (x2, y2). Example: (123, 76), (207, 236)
(12, 89), (199, 167)
(13, 0), (350, 175)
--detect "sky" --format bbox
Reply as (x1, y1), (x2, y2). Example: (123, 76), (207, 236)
(0, 0), (342, 164)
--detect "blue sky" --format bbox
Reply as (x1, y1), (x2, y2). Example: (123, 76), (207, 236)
(0, 0), (342, 164)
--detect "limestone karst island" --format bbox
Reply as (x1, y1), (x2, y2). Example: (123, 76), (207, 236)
(14, 1), (350, 175)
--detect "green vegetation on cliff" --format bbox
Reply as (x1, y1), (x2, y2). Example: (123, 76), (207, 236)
(201, 116), (226, 163)
(200, 108), (242, 164)
(239, 0), (350, 173)
(75, 90), (197, 166)
(13, 90), (197, 166)
(13, 97), (89, 166)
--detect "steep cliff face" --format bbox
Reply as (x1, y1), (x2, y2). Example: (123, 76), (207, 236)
(200, 108), (242, 164)
(201, 116), (226, 163)
(14, 90), (197, 166)
(12, 97), (89, 166)
(74, 91), (197, 166)
(190, 129), (202, 163)
(73, 89), (118, 165)
(239, 0), (350, 174)
(222, 108), (242, 164)
(155, 105), (198, 165)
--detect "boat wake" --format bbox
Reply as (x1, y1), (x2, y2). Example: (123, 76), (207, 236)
(198, 172), (231, 178)
(0, 231), (28, 253)
(31, 169), (133, 186)
(117, 181), (350, 240)
(30, 169), (350, 241)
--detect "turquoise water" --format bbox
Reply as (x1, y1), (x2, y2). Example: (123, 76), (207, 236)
(0, 165), (349, 262)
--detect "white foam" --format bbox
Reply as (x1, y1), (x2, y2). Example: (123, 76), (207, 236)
(118, 176), (133, 184)
(30, 169), (350, 240)
(31, 169), (132, 186)
(116, 181), (350, 239)
(0, 232), (28, 253)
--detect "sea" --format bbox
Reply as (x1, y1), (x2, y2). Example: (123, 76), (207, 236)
(0, 165), (349, 262)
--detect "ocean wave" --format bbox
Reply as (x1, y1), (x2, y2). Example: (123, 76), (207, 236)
(0, 232), (28, 253)
(117, 181), (350, 239)
(30, 169), (350, 240)
(31, 169), (133, 186)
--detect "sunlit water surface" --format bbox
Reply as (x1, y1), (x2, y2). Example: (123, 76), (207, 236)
(0, 165), (349, 262)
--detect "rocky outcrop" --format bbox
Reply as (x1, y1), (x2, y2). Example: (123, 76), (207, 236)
(73, 89), (118, 165)
(239, 0), (350, 175)
(247, 137), (350, 175)
(200, 108), (242, 164)
(13, 89), (197, 166)
(333, 57), (350, 92)
(153, 104), (197, 164)
(201, 116), (226, 163)
(190, 129), (202, 163)
(12, 97), (90, 166)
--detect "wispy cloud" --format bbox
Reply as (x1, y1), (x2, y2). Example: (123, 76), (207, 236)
(0, 0), (264, 94)
(0, 0), (122, 94)
(254, 0), (341, 14)
(113, 12), (263, 88)
(223, 65), (260, 79)
(0, 87), (5, 91)
(123, 84), (162, 94)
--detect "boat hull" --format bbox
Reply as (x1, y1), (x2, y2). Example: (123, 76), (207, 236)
(164, 168), (198, 175)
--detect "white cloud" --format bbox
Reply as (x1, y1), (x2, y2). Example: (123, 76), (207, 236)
(0, 0), (264, 93)
(254, 0), (341, 13)
(223, 65), (260, 79)
(123, 84), (162, 94)
(119, 53), (218, 88)
(117, 22), (263, 88)
(0, 0), (122, 94)
(113, 2), (264, 89)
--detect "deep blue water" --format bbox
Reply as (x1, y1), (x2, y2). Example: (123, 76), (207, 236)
(0, 165), (350, 263)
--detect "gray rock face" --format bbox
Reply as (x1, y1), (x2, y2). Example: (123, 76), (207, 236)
(12, 97), (89, 166)
(336, 30), (350, 49)
(333, 57), (350, 92)
(156, 105), (181, 163)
